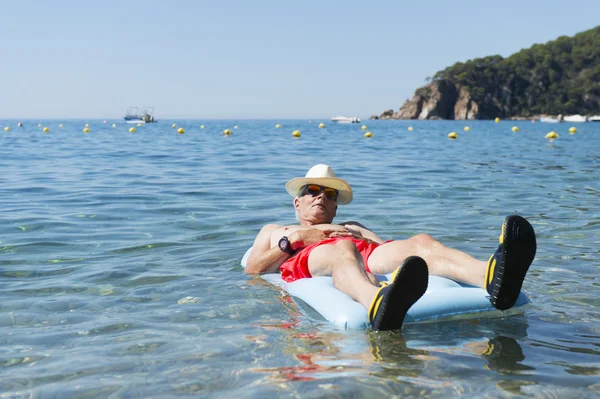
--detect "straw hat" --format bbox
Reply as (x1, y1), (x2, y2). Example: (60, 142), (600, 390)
(285, 164), (353, 205)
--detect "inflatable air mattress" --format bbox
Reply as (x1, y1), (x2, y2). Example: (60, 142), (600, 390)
(242, 248), (529, 329)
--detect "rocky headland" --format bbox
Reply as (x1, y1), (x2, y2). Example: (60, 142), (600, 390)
(372, 26), (600, 120)
(372, 80), (481, 120)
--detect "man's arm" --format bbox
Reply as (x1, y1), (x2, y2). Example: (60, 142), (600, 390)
(245, 224), (351, 274)
(245, 224), (292, 275)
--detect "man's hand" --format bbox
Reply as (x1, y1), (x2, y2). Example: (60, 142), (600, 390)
(290, 226), (372, 249)
(328, 227), (374, 243)
(288, 228), (334, 249)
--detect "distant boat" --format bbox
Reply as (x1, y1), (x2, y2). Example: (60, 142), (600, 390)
(540, 117), (561, 123)
(331, 116), (360, 124)
(124, 106), (156, 123)
(589, 115), (600, 122)
(563, 114), (588, 123)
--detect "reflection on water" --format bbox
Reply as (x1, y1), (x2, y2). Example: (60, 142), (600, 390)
(244, 321), (540, 397)
(248, 286), (540, 396)
(483, 336), (532, 372)
(0, 119), (599, 397)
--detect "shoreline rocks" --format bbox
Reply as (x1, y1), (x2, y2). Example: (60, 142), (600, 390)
(371, 80), (488, 120)
(371, 81), (597, 122)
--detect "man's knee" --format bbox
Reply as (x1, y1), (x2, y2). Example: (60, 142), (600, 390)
(309, 240), (362, 276)
(412, 233), (442, 252)
(328, 240), (366, 274)
(332, 239), (361, 257)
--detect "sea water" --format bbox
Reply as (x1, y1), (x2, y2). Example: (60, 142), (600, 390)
(0, 119), (598, 398)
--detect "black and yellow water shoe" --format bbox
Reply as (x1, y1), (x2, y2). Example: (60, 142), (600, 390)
(485, 215), (536, 310)
(368, 256), (428, 331)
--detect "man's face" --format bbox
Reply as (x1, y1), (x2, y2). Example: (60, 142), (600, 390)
(294, 184), (338, 224)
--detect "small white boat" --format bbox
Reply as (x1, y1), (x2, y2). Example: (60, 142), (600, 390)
(587, 115), (600, 122)
(540, 117), (561, 123)
(124, 106), (156, 123)
(563, 114), (588, 123)
(331, 115), (360, 124)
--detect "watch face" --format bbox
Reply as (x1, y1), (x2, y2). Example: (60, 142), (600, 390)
(279, 237), (294, 254)
(279, 237), (288, 251)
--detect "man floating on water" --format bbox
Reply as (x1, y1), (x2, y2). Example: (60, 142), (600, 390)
(245, 164), (536, 331)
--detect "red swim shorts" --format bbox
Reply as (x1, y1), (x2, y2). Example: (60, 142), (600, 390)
(280, 237), (383, 282)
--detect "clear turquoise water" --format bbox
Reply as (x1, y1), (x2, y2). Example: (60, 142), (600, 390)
(1, 119), (598, 398)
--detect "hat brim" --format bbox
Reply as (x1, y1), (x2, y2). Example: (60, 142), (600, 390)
(285, 177), (353, 205)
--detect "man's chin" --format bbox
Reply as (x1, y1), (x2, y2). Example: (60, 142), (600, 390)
(310, 211), (332, 223)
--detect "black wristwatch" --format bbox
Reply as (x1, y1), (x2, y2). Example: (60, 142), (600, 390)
(278, 236), (296, 255)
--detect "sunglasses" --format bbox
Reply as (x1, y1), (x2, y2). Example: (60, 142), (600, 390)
(299, 184), (339, 201)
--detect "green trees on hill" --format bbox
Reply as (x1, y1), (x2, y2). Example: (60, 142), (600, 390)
(432, 26), (600, 117)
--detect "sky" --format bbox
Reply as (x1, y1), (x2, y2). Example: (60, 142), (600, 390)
(2, 0), (599, 119)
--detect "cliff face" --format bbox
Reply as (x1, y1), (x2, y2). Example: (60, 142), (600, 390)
(375, 80), (481, 120)
(454, 86), (479, 120)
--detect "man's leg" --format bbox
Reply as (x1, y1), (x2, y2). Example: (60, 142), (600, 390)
(368, 233), (487, 286)
(307, 239), (380, 309)
(307, 239), (428, 331)
(368, 215), (536, 310)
